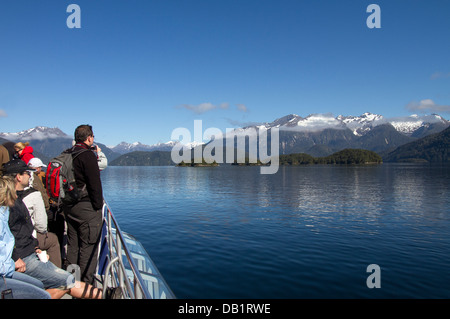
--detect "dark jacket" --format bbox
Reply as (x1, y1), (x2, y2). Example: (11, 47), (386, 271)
(72, 143), (103, 210)
(8, 193), (39, 261)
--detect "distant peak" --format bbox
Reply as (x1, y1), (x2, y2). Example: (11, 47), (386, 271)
(0, 126), (71, 141)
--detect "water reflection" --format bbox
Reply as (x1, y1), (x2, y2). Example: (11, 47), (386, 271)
(101, 164), (450, 298)
(102, 164), (450, 228)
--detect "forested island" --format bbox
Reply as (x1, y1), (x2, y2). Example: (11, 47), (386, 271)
(176, 149), (382, 167)
(110, 148), (382, 166)
(279, 149), (383, 165)
(177, 159), (219, 167)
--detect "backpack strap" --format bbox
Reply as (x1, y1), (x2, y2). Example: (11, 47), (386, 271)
(64, 145), (90, 158)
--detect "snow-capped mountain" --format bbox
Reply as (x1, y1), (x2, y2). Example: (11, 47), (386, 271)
(0, 126), (71, 141)
(0, 127), (74, 162)
(237, 112), (448, 137)
(337, 113), (384, 136)
(386, 114), (448, 135)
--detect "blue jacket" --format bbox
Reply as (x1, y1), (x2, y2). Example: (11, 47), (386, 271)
(0, 206), (15, 277)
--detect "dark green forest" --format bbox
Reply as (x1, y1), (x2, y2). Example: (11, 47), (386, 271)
(383, 126), (450, 163)
(109, 151), (174, 166)
(280, 149), (383, 165)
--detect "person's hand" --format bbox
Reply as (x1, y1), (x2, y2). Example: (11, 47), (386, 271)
(15, 258), (26, 272)
(35, 249), (50, 262)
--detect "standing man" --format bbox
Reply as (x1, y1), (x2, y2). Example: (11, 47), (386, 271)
(64, 124), (103, 284)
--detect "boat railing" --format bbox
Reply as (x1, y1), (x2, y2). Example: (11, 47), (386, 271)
(96, 200), (176, 299)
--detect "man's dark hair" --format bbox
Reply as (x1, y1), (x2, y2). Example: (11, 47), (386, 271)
(74, 125), (94, 143)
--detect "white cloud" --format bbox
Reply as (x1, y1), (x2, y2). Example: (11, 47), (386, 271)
(430, 72), (450, 80)
(0, 109), (7, 117)
(282, 113), (345, 132)
(178, 102), (249, 114)
(236, 104), (248, 112)
(178, 102), (229, 114)
(406, 99), (450, 113)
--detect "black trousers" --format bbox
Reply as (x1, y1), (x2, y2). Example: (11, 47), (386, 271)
(64, 201), (102, 284)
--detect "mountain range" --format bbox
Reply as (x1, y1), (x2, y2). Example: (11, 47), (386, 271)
(0, 127), (118, 163)
(238, 112), (448, 136)
(0, 112), (448, 164)
(218, 113), (449, 157)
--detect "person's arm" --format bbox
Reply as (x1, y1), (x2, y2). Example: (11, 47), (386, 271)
(83, 152), (104, 210)
(96, 147), (108, 171)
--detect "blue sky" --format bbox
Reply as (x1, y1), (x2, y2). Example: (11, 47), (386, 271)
(1, 0), (449, 146)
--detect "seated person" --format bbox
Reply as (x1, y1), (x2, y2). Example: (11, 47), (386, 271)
(0, 175), (51, 299)
(17, 164), (62, 267)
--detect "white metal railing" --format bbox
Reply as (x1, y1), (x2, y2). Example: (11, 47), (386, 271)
(97, 201), (176, 299)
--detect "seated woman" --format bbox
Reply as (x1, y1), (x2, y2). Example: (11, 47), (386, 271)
(0, 176), (51, 299)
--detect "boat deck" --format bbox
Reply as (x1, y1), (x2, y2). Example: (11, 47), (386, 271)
(63, 202), (175, 299)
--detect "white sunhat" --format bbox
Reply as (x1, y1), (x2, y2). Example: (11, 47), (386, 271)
(28, 157), (47, 168)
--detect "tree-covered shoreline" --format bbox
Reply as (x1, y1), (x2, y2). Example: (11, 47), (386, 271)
(279, 149), (383, 165)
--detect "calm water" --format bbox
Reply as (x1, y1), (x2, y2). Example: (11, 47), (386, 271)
(100, 164), (450, 299)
